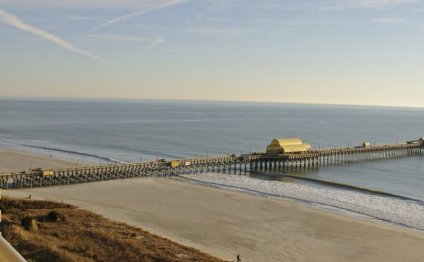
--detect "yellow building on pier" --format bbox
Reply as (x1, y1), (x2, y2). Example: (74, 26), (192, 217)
(266, 138), (311, 154)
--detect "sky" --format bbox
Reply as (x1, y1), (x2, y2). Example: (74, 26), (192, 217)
(1, 0), (424, 107)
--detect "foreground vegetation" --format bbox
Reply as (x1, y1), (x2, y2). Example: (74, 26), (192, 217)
(0, 198), (226, 262)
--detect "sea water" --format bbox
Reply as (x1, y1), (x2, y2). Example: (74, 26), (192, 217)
(0, 99), (423, 228)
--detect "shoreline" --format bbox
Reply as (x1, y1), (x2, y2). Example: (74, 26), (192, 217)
(0, 147), (79, 174)
(4, 177), (424, 261)
(2, 148), (424, 261)
(179, 173), (424, 231)
(178, 175), (424, 233)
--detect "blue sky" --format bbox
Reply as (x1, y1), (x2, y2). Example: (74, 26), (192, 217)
(1, 0), (424, 107)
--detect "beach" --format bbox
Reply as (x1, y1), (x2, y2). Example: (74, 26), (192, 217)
(0, 148), (78, 174)
(2, 150), (424, 262)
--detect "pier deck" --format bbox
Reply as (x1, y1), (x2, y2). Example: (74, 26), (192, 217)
(0, 140), (422, 189)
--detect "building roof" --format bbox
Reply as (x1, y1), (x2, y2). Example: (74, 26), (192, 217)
(266, 138), (311, 153)
(270, 138), (303, 147)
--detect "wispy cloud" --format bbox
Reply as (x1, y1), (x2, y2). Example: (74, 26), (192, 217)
(64, 15), (96, 21)
(311, 20), (351, 26)
(0, 8), (101, 60)
(321, 0), (419, 11)
(357, 0), (418, 8)
(275, 20), (352, 28)
(150, 38), (164, 47)
(369, 17), (424, 27)
(97, 0), (185, 28)
(370, 17), (409, 24)
(84, 34), (164, 46)
(84, 34), (151, 42)
(187, 27), (260, 36)
(277, 21), (302, 27)
(0, 0), (144, 9)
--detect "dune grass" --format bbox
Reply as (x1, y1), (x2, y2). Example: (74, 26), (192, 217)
(0, 198), (226, 262)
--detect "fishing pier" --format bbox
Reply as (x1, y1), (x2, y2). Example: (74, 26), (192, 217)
(0, 138), (423, 189)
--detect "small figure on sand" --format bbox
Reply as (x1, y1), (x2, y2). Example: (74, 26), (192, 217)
(237, 254), (241, 262)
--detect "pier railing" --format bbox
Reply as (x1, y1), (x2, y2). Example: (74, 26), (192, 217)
(0, 141), (422, 189)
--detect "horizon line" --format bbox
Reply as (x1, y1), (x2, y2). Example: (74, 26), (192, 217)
(1, 96), (423, 110)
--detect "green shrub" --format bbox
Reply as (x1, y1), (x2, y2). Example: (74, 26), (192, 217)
(21, 216), (37, 231)
(0, 203), (6, 213)
(47, 210), (65, 222)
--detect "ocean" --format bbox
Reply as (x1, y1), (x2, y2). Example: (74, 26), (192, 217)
(1, 99), (423, 229)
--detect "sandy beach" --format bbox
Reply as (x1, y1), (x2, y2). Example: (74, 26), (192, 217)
(2, 150), (424, 262)
(0, 148), (78, 174)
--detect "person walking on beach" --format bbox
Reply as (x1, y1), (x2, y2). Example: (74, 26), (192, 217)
(237, 254), (241, 262)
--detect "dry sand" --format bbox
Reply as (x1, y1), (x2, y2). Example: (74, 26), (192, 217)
(0, 148), (79, 174)
(4, 178), (424, 262)
(1, 150), (424, 262)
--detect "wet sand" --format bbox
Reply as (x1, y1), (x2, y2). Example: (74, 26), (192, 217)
(5, 176), (424, 262)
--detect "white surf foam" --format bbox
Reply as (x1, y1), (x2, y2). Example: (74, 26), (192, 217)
(181, 173), (424, 230)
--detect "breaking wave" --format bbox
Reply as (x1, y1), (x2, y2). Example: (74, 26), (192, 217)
(180, 173), (424, 230)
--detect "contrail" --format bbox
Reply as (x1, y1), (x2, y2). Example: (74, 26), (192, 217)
(0, 8), (101, 61)
(98, 0), (185, 28)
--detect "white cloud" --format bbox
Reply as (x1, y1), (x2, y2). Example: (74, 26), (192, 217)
(0, 0), (144, 8)
(370, 17), (409, 24)
(277, 21), (302, 27)
(187, 27), (259, 36)
(64, 15), (97, 21)
(369, 17), (424, 26)
(150, 38), (164, 47)
(0, 8), (101, 60)
(321, 0), (418, 10)
(84, 34), (151, 42)
(311, 20), (351, 26)
(97, 0), (186, 28)
(83, 34), (164, 47)
(356, 0), (418, 7)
